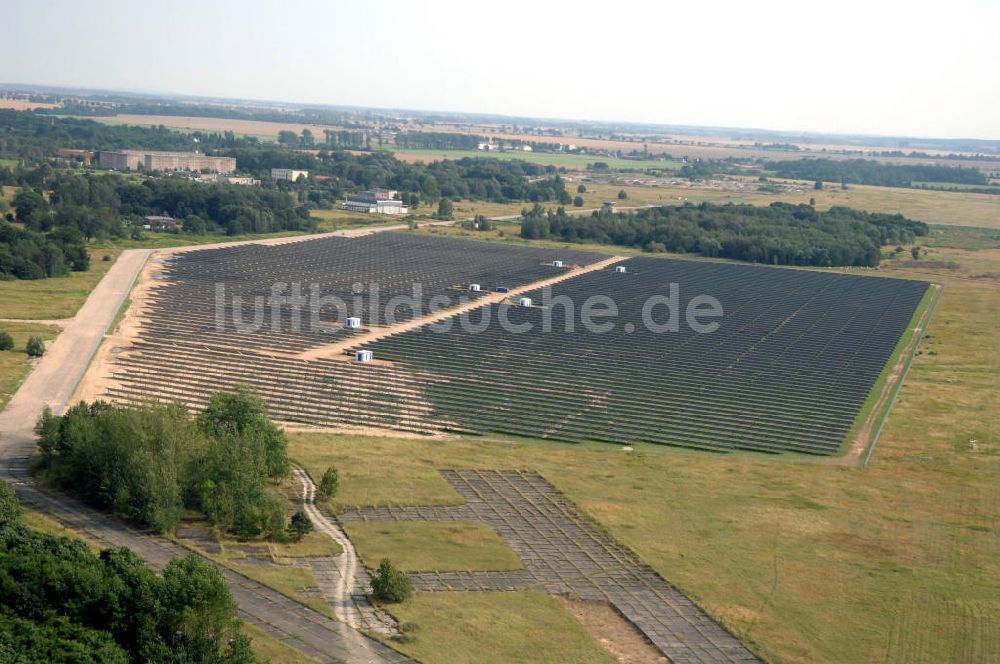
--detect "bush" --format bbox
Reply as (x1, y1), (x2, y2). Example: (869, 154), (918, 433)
(318, 466), (339, 500)
(436, 198), (454, 219)
(576, 184), (586, 193)
(0, 331), (13, 351)
(25, 335), (45, 357)
(572, 196), (584, 207)
(617, 189), (628, 200)
(288, 510), (314, 541)
(370, 558), (412, 603)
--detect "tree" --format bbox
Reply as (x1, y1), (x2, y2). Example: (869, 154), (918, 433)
(183, 215), (208, 235)
(911, 246), (921, 260)
(288, 510), (313, 541)
(0, 331), (13, 351)
(160, 555), (246, 661)
(437, 197), (454, 219)
(576, 184), (586, 193)
(814, 180), (824, 190)
(26, 335), (45, 357)
(197, 386), (290, 479)
(617, 189), (628, 200)
(809, 197), (816, 206)
(318, 467), (339, 499)
(573, 195), (584, 207)
(370, 558), (412, 602)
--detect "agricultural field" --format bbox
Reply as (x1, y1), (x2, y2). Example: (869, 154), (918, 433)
(443, 179), (1000, 231)
(387, 147), (682, 171)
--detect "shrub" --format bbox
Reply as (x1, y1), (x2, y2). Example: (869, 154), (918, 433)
(617, 189), (628, 200)
(573, 196), (584, 207)
(318, 466), (339, 500)
(370, 558), (412, 603)
(0, 331), (13, 351)
(25, 335), (45, 357)
(436, 198), (454, 219)
(288, 510), (313, 541)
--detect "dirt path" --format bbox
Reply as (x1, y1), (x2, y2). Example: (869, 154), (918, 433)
(0, 318), (71, 326)
(837, 283), (943, 467)
(300, 254), (627, 361)
(293, 466), (367, 629)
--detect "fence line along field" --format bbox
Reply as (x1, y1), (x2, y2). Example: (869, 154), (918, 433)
(90, 232), (930, 457)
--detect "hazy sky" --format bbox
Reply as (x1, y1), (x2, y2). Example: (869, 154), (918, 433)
(5, 0), (998, 139)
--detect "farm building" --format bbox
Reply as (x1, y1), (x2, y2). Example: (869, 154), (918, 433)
(341, 189), (408, 215)
(271, 168), (309, 182)
(601, 201), (617, 213)
(143, 216), (179, 232)
(99, 150), (236, 174)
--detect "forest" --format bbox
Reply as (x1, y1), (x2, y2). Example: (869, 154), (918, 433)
(36, 388), (291, 538)
(0, 220), (90, 280)
(7, 170), (313, 242)
(0, 109), (259, 160)
(228, 148), (572, 204)
(767, 158), (988, 187)
(520, 202), (929, 267)
(0, 483), (258, 663)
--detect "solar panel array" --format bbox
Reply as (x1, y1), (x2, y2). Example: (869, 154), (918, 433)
(107, 235), (928, 455)
(368, 257), (928, 454)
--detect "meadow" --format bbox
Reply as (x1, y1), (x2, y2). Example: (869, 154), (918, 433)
(0, 322), (60, 410)
(386, 147), (682, 171)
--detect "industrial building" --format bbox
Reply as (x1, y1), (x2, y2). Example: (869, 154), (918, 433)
(98, 150), (236, 174)
(54, 149), (94, 166)
(341, 189), (408, 215)
(271, 168), (309, 182)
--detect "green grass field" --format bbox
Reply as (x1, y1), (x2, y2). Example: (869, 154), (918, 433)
(0, 249), (120, 319)
(289, 240), (1000, 664)
(344, 521), (523, 572)
(381, 592), (614, 664)
(387, 147), (682, 172)
(0, 322), (61, 410)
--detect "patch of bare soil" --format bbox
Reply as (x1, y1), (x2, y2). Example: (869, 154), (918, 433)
(556, 597), (668, 663)
(70, 255), (164, 404)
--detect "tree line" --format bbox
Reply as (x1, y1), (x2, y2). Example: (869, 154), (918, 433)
(768, 158), (987, 187)
(0, 483), (259, 663)
(10, 171), (312, 241)
(520, 202), (929, 267)
(0, 220), (89, 280)
(0, 109), (260, 163)
(36, 388), (291, 538)
(228, 148), (572, 204)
